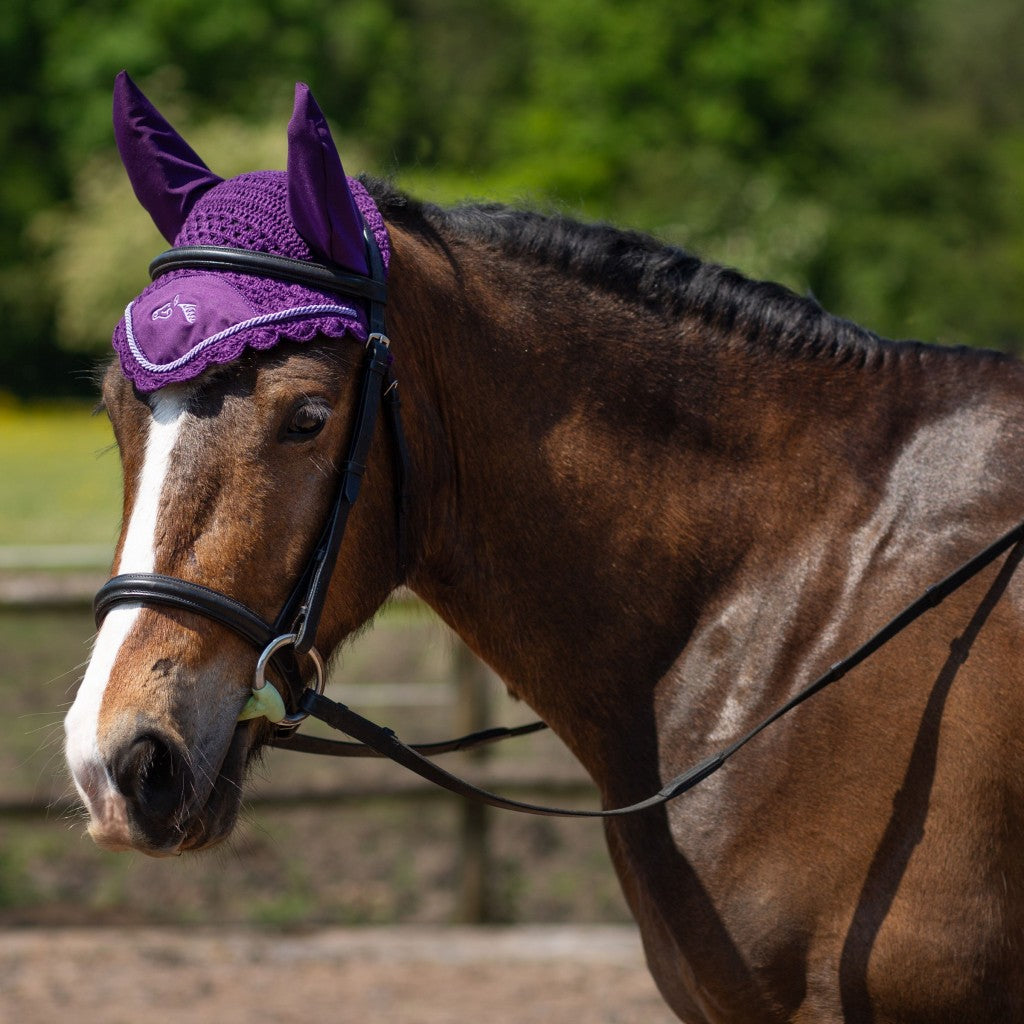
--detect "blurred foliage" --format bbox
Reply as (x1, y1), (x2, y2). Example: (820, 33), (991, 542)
(2, 0), (1022, 396)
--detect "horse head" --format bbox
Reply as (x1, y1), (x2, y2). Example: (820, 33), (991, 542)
(64, 73), (402, 854)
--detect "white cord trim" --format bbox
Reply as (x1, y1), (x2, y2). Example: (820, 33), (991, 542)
(124, 301), (360, 373)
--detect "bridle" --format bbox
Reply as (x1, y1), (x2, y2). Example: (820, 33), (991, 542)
(95, 221), (405, 727)
(93, 218), (1024, 819)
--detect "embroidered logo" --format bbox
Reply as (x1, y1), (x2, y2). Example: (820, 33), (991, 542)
(151, 295), (199, 324)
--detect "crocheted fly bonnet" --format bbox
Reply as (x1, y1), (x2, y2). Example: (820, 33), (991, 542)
(110, 71), (389, 393)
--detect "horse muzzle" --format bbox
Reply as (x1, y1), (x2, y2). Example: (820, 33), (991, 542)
(64, 615), (259, 855)
(69, 718), (254, 855)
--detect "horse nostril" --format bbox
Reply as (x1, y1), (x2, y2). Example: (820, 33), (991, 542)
(110, 731), (191, 824)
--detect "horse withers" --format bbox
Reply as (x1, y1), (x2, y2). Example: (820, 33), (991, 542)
(64, 73), (1024, 1022)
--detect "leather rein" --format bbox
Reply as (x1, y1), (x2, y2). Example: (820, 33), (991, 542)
(94, 222), (1024, 818)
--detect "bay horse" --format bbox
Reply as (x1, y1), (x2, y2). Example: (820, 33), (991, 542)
(65, 73), (1024, 1022)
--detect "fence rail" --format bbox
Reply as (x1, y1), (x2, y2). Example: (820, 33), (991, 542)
(0, 543), (113, 570)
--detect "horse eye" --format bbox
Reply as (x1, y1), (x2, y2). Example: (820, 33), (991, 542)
(282, 401), (328, 441)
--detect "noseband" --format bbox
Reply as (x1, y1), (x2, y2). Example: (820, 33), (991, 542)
(94, 220), (407, 727)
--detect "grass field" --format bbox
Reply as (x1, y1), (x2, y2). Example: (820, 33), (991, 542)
(0, 400), (121, 551)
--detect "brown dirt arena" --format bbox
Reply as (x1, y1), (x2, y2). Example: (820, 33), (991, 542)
(0, 924), (679, 1023)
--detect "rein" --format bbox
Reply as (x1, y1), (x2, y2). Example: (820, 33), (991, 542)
(93, 225), (1024, 818)
(278, 517), (1024, 817)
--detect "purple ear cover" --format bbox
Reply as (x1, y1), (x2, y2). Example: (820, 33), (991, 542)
(110, 75), (390, 392)
(113, 70), (223, 243)
(286, 83), (369, 275)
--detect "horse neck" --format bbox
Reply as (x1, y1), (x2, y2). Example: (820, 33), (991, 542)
(383, 223), (960, 777)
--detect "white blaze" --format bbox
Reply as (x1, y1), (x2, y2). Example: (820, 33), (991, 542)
(64, 392), (188, 807)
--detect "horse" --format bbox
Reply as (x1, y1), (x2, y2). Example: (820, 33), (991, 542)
(64, 73), (1024, 1023)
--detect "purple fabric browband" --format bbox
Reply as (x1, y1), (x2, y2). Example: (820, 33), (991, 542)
(112, 173), (389, 393)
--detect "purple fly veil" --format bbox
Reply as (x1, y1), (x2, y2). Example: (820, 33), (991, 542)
(110, 73), (389, 392)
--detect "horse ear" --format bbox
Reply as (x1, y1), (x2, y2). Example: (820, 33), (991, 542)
(113, 70), (222, 243)
(286, 83), (368, 274)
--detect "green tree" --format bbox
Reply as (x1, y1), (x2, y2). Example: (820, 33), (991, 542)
(3, 0), (1022, 395)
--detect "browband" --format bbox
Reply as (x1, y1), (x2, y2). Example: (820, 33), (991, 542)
(150, 244), (388, 306)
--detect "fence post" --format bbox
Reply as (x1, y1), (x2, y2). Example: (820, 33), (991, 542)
(453, 639), (493, 923)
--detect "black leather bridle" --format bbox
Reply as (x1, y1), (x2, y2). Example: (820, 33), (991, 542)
(93, 220), (1024, 818)
(94, 222), (408, 726)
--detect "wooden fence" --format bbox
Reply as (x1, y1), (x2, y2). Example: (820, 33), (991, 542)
(0, 552), (597, 923)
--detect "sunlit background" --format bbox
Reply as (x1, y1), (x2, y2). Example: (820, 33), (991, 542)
(1, 0), (1022, 1016)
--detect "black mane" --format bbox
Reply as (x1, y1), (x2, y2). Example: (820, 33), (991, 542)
(364, 177), (917, 365)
